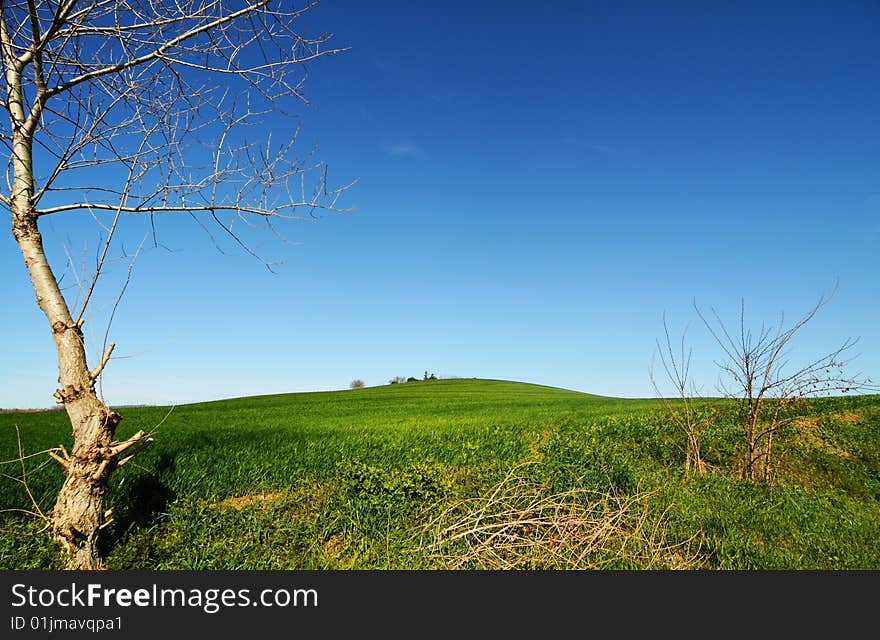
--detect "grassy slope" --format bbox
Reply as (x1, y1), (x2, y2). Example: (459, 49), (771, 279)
(1, 379), (878, 569)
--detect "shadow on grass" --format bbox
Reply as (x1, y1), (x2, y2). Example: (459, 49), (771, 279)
(100, 452), (177, 556)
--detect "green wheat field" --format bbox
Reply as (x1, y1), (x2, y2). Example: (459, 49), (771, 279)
(2, 379), (879, 569)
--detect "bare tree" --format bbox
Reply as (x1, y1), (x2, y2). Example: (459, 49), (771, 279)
(2, 0), (350, 569)
(695, 291), (874, 482)
(349, 379), (364, 389)
(651, 315), (710, 476)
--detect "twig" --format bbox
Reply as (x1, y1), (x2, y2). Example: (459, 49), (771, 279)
(15, 425), (46, 520)
(88, 342), (115, 380)
(47, 450), (68, 469)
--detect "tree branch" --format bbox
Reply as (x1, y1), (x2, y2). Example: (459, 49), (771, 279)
(35, 197), (354, 218)
(44, 1), (273, 100)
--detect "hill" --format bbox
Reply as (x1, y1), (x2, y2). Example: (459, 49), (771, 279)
(1, 379), (878, 569)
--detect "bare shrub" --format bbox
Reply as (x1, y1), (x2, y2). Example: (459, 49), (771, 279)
(419, 461), (701, 570)
(652, 315), (714, 475)
(349, 379), (366, 389)
(696, 290), (875, 482)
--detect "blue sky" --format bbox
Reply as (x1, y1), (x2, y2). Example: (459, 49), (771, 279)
(2, 0), (878, 408)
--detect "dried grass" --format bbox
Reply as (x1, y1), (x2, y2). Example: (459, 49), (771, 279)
(420, 461), (701, 570)
(209, 491), (285, 510)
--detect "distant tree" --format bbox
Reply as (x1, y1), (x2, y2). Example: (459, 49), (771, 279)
(389, 376), (407, 385)
(2, 1), (349, 569)
(350, 379), (366, 389)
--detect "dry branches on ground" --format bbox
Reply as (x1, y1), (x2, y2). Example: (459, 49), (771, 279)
(420, 461), (700, 570)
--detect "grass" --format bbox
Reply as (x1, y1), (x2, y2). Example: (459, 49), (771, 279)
(1, 378), (878, 569)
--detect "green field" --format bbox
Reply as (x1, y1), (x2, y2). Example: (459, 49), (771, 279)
(2, 379), (879, 569)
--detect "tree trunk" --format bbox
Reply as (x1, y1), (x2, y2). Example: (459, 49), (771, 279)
(11, 158), (120, 570)
(49, 387), (121, 570)
(688, 433), (705, 476)
(13, 214), (121, 569)
(762, 431), (774, 484)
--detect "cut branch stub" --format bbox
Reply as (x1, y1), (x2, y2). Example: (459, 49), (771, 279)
(89, 343), (115, 381)
(47, 449), (69, 469)
(109, 430), (154, 468)
(109, 430), (150, 457)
